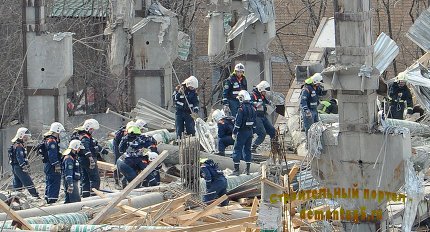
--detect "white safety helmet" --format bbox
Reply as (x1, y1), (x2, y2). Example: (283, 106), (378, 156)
(396, 71), (408, 83)
(135, 119), (147, 130)
(147, 152), (159, 162)
(126, 121), (136, 130)
(83, 119), (100, 131)
(256, 80), (271, 92)
(12, 127), (31, 142)
(68, 139), (84, 151)
(49, 122), (65, 133)
(237, 90), (251, 102)
(183, 76), (199, 89)
(234, 63), (245, 73)
(212, 109), (226, 123)
(310, 73), (323, 85)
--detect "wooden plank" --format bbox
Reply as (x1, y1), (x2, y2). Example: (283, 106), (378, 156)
(97, 160), (117, 171)
(182, 195), (229, 226)
(245, 197), (259, 232)
(212, 225), (242, 232)
(262, 178), (287, 191)
(172, 216), (258, 232)
(288, 165), (300, 183)
(89, 150), (169, 224)
(177, 204), (242, 221)
(0, 199), (33, 230)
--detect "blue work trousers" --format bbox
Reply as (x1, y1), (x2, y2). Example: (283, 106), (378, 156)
(64, 180), (81, 203)
(218, 136), (235, 153)
(44, 163), (61, 203)
(203, 177), (228, 206)
(117, 158), (138, 184)
(78, 157), (100, 198)
(228, 99), (240, 118)
(175, 112), (195, 138)
(302, 109), (319, 136)
(253, 116), (276, 146)
(232, 129), (253, 163)
(11, 165), (39, 197)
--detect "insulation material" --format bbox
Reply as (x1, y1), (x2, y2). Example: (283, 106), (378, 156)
(248, 0), (275, 23)
(402, 159), (425, 232)
(373, 32), (399, 75)
(195, 118), (217, 153)
(0, 212), (89, 228)
(406, 7), (430, 52)
(177, 31), (191, 61)
(307, 121), (325, 159)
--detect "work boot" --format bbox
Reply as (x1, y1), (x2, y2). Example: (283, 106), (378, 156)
(251, 144), (258, 153)
(245, 163), (250, 175)
(231, 164), (240, 176)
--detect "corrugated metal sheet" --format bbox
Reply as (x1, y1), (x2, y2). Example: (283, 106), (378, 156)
(373, 32), (399, 75)
(49, 0), (109, 18)
(407, 7), (430, 52)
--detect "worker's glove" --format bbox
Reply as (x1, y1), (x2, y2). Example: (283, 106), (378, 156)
(67, 184), (74, 193)
(21, 164), (30, 173)
(305, 110), (312, 117)
(398, 92), (403, 97)
(89, 157), (96, 170)
(232, 134), (237, 140)
(223, 105), (231, 116)
(191, 112), (199, 120)
(407, 109), (413, 115)
(54, 164), (61, 173)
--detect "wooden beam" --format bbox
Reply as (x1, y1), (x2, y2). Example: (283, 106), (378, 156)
(262, 178), (288, 191)
(182, 194), (229, 226)
(97, 161), (117, 172)
(245, 197), (259, 232)
(89, 150), (169, 224)
(212, 225), (242, 232)
(288, 165), (300, 183)
(172, 216), (258, 232)
(177, 204), (242, 221)
(0, 199), (33, 230)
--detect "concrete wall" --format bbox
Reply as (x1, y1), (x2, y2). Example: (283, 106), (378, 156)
(0, 125), (21, 173)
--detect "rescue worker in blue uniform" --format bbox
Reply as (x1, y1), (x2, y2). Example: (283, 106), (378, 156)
(173, 76), (200, 138)
(112, 121), (136, 186)
(232, 90), (256, 176)
(8, 128), (39, 198)
(250, 81), (276, 153)
(142, 152), (161, 187)
(212, 109), (235, 156)
(222, 63), (248, 117)
(38, 122), (65, 204)
(200, 158), (228, 206)
(62, 140), (83, 203)
(387, 72), (413, 120)
(318, 99), (338, 114)
(300, 73), (325, 136)
(117, 126), (148, 188)
(74, 119), (101, 197)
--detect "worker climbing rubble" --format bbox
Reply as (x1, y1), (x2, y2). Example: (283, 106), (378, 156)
(212, 109), (235, 157)
(72, 119), (102, 197)
(200, 158), (228, 206)
(387, 71), (413, 120)
(62, 139), (83, 203)
(231, 90), (256, 176)
(300, 73), (325, 136)
(8, 127), (40, 198)
(223, 63), (248, 117)
(38, 122), (65, 204)
(318, 98), (338, 114)
(173, 75), (200, 139)
(250, 80), (276, 153)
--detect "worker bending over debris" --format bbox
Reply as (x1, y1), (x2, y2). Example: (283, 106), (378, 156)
(142, 152), (161, 187)
(300, 73), (325, 136)
(8, 127), (39, 198)
(318, 98), (338, 114)
(232, 90), (256, 176)
(200, 158), (228, 206)
(223, 63), (248, 117)
(387, 71), (413, 120)
(251, 80), (276, 153)
(72, 119), (102, 197)
(173, 75), (200, 138)
(62, 140), (83, 203)
(212, 109), (235, 157)
(112, 121), (136, 187)
(38, 122), (65, 204)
